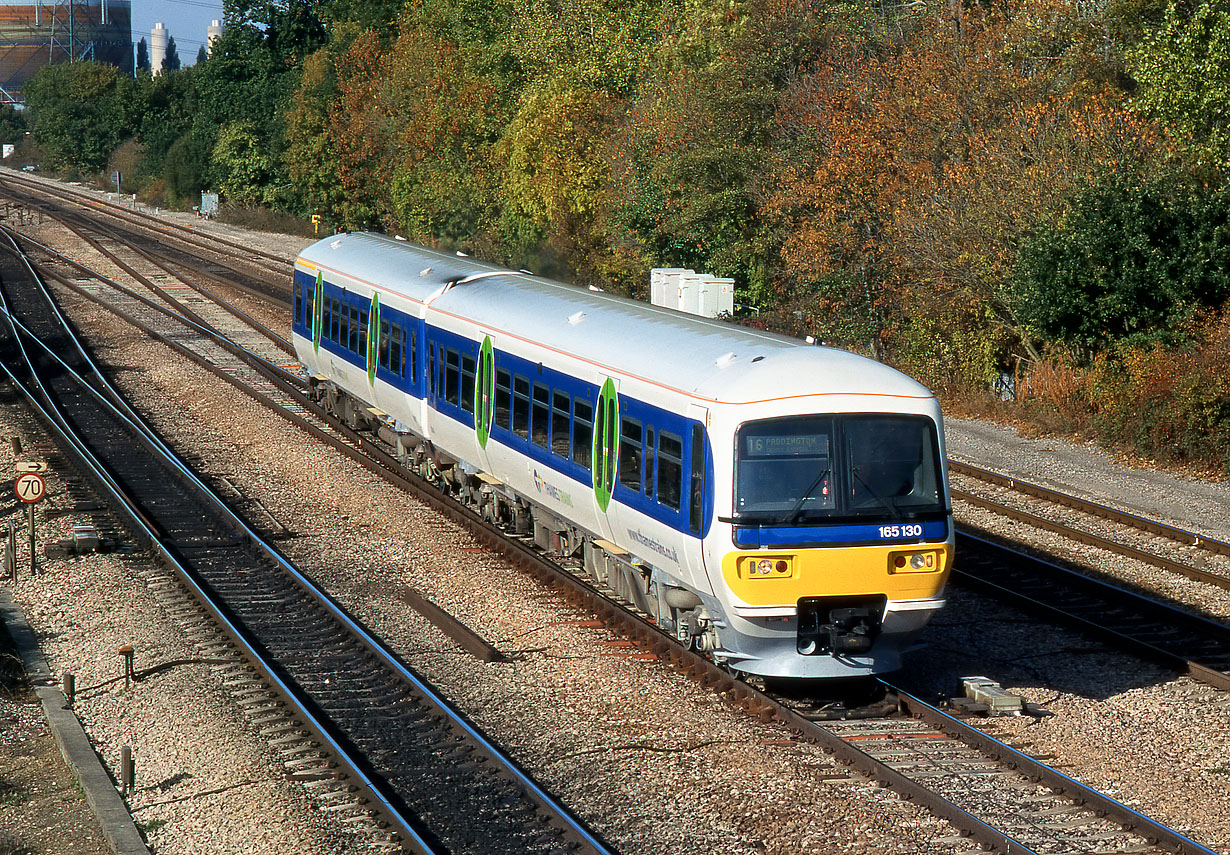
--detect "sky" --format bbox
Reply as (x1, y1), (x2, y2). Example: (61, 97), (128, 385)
(131, 0), (224, 65)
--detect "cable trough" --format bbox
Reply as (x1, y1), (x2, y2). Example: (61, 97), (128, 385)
(0, 227), (613, 855)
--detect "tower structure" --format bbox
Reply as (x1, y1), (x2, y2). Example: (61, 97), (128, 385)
(0, 0), (133, 104)
(206, 18), (221, 54)
(149, 20), (166, 74)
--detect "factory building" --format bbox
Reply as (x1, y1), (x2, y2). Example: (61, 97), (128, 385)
(0, 0), (133, 104)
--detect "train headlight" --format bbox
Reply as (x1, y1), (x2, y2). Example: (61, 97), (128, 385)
(740, 556), (795, 578)
(889, 550), (940, 574)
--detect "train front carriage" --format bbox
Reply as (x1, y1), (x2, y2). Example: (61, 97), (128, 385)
(691, 353), (953, 680)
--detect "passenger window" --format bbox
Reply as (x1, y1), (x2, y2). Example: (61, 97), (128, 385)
(461, 352), (476, 414)
(531, 383), (550, 448)
(572, 397), (593, 469)
(445, 348), (460, 406)
(350, 306), (361, 353)
(552, 391), (570, 459)
(512, 375), (530, 439)
(658, 431), (683, 511)
(407, 330), (414, 380)
(689, 424), (705, 533)
(645, 428), (656, 500)
(294, 283), (302, 326)
(619, 417), (643, 492)
(495, 369), (512, 430)
(389, 325), (401, 377)
(428, 345), (436, 397)
(378, 320), (390, 370)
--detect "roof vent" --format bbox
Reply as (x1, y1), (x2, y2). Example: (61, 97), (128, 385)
(394, 234), (407, 241)
(751, 355), (765, 363)
(588, 285), (604, 292)
(419, 267), (432, 277)
(456, 250), (469, 257)
(568, 311), (586, 326)
(330, 239), (342, 249)
(716, 352), (737, 369)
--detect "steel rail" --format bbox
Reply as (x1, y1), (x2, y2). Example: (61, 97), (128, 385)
(949, 459), (1230, 559)
(22, 211), (293, 355)
(890, 689), (1218, 855)
(955, 530), (1230, 692)
(0, 170), (291, 272)
(12, 234), (302, 388)
(0, 180), (292, 315)
(951, 487), (1230, 591)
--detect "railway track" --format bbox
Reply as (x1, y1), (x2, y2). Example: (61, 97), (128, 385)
(0, 169), (292, 305)
(947, 461), (1230, 692)
(4, 181), (1229, 853)
(0, 228), (614, 855)
(950, 459), (1230, 592)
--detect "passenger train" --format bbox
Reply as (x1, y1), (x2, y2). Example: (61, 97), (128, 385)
(291, 233), (953, 680)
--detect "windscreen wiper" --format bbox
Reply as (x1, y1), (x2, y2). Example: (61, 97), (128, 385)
(785, 466), (831, 525)
(850, 467), (900, 516)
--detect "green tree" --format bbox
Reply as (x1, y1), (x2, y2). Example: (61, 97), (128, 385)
(25, 62), (133, 172)
(212, 120), (275, 204)
(137, 37), (150, 71)
(165, 36), (181, 72)
(0, 103), (26, 145)
(1129, 1), (1230, 172)
(616, 0), (822, 294)
(1012, 171), (1230, 354)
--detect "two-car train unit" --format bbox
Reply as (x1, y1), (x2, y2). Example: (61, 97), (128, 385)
(292, 232), (954, 680)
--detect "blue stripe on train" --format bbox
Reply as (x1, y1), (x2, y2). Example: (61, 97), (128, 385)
(733, 518), (948, 549)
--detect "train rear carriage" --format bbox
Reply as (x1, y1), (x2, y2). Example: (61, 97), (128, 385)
(291, 233), (953, 680)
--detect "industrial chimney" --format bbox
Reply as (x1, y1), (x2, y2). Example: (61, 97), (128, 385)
(150, 22), (168, 74)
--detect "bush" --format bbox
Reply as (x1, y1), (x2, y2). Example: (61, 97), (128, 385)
(1085, 315), (1230, 471)
(1012, 171), (1230, 356)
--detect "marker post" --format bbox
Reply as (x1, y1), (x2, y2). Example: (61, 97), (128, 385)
(14, 469), (47, 578)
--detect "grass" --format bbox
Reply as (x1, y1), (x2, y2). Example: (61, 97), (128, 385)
(0, 781), (28, 809)
(136, 818), (168, 835)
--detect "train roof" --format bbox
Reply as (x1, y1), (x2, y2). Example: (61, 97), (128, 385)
(297, 233), (935, 406)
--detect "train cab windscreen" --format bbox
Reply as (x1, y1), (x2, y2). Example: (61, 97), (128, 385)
(734, 415), (945, 524)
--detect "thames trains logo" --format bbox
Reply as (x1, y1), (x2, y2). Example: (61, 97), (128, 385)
(532, 470), (574, 508)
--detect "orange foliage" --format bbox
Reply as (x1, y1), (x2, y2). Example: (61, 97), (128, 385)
(764, 0), (1164, 344)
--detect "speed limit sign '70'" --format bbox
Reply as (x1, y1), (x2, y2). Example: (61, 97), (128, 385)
(14, 472), (46, 503)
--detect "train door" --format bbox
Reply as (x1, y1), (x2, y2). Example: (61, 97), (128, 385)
(590, 377), (619, 542)
(421, 327), (437, 439)
(686, 403), (712, 587)
(471, 334), (496, 471)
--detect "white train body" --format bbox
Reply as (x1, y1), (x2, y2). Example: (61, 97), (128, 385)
(292, 233), (954, 679)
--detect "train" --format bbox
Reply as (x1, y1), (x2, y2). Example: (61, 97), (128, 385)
(291, 232), (954, 680)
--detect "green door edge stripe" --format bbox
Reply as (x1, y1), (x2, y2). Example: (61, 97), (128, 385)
(476, 336), (495, 449)
(311, 271), (323, 354)
(593, 378), (618, 513)
(367, 293), (380, 386)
